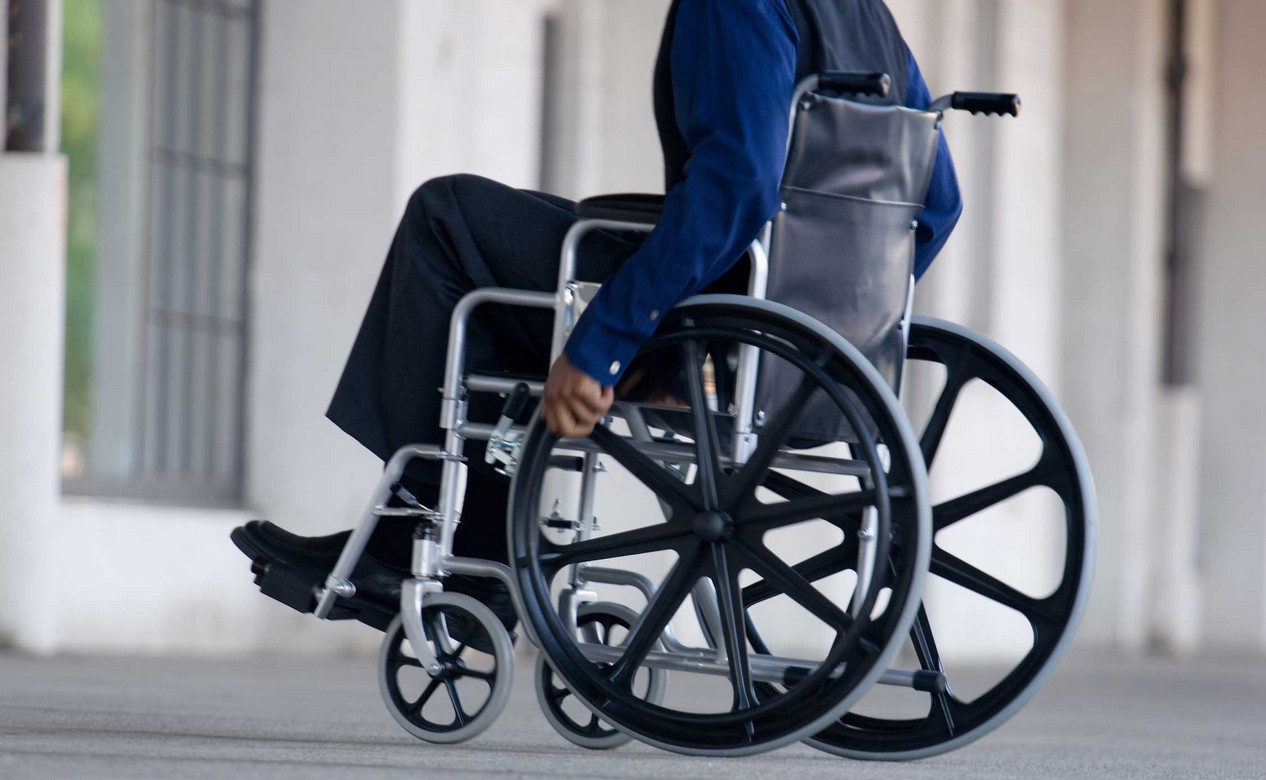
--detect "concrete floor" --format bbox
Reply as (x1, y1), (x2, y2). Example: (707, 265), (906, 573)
(0, 647), (1263, 779)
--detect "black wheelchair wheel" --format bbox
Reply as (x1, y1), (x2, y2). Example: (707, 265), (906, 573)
(806, 317), (1096, 760)
(509, 296), (931, 757)
(378, 592), (515, 744)
(535, 602), (667, 750)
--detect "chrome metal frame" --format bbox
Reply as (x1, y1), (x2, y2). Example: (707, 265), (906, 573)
(317, 75), (956, 713)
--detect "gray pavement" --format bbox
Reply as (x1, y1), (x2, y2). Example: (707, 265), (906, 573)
(0, 647), (1263, 779)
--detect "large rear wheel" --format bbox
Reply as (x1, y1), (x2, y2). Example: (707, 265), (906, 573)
(806, 318), (1096, 760)
(509, 297), (931, 757)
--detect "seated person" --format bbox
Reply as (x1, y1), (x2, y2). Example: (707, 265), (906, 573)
(232, 0), (963, 634)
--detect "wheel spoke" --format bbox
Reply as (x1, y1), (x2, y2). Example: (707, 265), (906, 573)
(931, 548), (1063, 627)
(742, 537), (859, 607)
(591, 426), (700, 511)
(920, 368), (967, 468)
(725, 374), (819, 508)
(710, 543), (757, 712)
(933, 467), (1046, 532)
(683, 340), (723, 509)
(411, 678), (441, 715)
(444, 679), (467, 726)
(606, 542), (703, 688)
(740, 488), (876, 533)
(735, 541), (854, 631)
(540, 522), (690, 571)
(907, 605), (957, 735)
(763, 470), (827, 500)
(909, 605), (945, 674)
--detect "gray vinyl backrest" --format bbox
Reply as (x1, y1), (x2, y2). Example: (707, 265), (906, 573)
(757, 92), (940, 446)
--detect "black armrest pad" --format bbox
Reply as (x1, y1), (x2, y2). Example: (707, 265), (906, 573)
(576, 193), (666, 225)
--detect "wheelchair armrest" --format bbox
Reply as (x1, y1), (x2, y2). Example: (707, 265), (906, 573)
(575, 193), (665, 225)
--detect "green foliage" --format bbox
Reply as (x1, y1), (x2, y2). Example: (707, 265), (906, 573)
(61, 0), (103, 446)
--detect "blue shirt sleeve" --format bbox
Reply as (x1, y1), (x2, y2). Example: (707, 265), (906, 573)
(904, 50), (964, 279)
(564, 0), (799, 385)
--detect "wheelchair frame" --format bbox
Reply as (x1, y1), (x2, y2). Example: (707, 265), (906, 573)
(296, 73), (1090, 759)
(315, 73), (894, 678)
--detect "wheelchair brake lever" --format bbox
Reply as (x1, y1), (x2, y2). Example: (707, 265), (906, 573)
(485, 382), (532, 477)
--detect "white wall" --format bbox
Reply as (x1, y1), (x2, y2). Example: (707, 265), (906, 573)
(1061, 0), (1168, 652)
(248, 0), (403, 543)
(0, 155), (66, 650)
(13, 0), (1266, 660)
(1195, 0), (1266, 651)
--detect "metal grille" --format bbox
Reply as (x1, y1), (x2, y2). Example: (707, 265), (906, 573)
(137, 0), (259, 502)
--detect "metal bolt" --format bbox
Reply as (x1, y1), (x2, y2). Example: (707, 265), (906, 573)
(427, 663), (443, 676)
(755, 410), (767, 426)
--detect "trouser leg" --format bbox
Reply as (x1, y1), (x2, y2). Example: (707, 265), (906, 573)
(328, 174), (640, 563)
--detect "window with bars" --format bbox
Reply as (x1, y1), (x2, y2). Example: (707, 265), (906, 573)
(69, 0), (259, 505)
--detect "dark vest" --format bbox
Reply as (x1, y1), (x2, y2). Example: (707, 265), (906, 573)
(653, 0), (911, 192)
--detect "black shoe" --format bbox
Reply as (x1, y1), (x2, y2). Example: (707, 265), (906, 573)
(230, 522), (520, 644)
(231, 520), (403, 631)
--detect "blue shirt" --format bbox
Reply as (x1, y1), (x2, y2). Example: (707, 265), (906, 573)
(565, 0), (962, 385)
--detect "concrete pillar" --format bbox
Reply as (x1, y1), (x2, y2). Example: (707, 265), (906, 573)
(248, 0), (403, 538)
(250, 0), (559, 531)
(1062, 0), (1168, 652)
(546, 0), (670, 200)
(1195, 0), (1266, 651)
(0, 154), (67, 650)
(395, 0), (555, 208)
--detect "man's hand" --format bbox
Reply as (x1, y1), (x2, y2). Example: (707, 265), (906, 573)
(542, 355), (615, 438)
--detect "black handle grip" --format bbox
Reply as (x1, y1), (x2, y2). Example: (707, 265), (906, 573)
(950, 92), (1021, 117)
(818, 71), (891, 98)
(501, 382), (532, 422)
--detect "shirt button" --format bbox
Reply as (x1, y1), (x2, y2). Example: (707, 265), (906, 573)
(649, 310), (660, 322)
(609, 361), (621, 375)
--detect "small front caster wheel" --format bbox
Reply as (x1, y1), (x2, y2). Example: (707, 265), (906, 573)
(535, 602), (668, 750)
(378, 591), (515, 744)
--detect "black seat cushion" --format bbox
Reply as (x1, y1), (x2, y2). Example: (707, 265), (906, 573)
(575, 193), (666, 225)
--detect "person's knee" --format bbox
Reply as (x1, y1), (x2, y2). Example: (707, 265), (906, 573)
(406, 174), (492, 222)
(405, 175), (457, 222)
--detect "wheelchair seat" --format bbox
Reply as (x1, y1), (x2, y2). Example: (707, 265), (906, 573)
(575, 193), (665, 224)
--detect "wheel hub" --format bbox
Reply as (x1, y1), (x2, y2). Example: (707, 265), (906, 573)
(692, 510), (732, 542)
(427, 658), (463, 680)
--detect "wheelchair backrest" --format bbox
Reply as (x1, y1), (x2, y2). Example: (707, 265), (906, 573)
(757, 89), (940, 445)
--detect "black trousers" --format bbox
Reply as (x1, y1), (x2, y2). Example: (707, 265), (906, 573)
(326, 175), (641, 564)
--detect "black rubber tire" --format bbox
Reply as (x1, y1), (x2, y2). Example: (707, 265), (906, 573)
(509, 296), (931, 757)
(378, 592), (515, 744)
(535, 602), (668, 750)
(806, 318), (1096, 760)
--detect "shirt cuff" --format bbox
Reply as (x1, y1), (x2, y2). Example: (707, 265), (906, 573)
(563, 307), (645, 386)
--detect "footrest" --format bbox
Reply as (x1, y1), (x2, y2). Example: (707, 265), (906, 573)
(255, 560), (319, 614)
(257, 561), (398, 630)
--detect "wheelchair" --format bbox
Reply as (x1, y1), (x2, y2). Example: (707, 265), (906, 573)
(309, 72), (1096, 759)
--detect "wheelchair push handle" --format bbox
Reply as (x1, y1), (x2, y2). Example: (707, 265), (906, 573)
(945, 92), (1022, 117)
(817, 71), (892, 98)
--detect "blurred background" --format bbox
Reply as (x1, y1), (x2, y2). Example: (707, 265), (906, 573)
(1, 0), (1263, 664)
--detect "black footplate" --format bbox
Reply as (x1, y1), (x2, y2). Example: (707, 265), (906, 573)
(232, 525), (396, 632)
